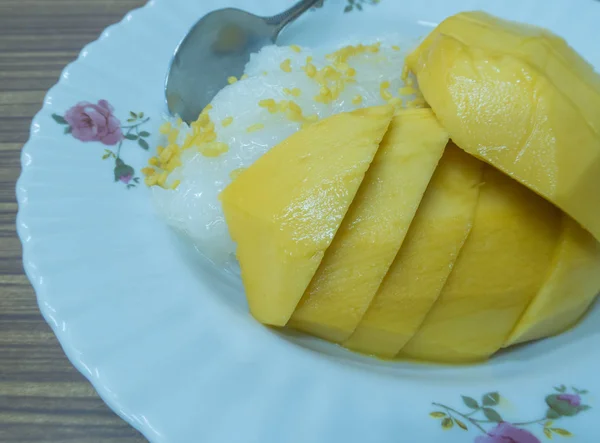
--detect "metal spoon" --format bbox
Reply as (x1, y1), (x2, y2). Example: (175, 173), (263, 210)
(165, 0), (322, 123)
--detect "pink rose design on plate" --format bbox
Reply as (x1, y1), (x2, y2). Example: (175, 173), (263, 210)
(63, 100), (124, 145)
(475, 423), (540, 443)
(52, 103), (150, 189)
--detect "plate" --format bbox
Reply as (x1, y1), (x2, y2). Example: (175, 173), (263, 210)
(16, 0), (600, 441)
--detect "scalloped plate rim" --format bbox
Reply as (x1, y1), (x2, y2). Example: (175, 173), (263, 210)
(15, 0), (600, 442)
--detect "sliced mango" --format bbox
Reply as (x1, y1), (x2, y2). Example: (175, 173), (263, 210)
(400, 166), (562, 363)
(345, 144), (483, 357)
(407, 13), (600, 242)
(288, 109), (448, 342)
(505, 216), (600, 346)
(220, 105), (394, 326)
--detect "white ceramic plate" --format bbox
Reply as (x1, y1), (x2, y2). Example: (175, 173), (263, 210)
(17, 0), (600, 441)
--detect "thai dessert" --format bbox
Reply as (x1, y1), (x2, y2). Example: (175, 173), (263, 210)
(144, 12), (600, 363)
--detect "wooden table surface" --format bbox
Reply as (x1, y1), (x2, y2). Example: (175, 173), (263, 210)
(0, 1), (149, 441)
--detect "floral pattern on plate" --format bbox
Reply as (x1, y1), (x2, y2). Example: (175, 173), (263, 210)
(430, 385), (591, 442)
(52, 100), (151, 188)
(343, 0), (381, 13)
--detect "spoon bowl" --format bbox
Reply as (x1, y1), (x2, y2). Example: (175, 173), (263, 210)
(166, 0), (321, 123)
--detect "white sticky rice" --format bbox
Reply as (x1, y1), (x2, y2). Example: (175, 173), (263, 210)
(150, 36), (420, 265)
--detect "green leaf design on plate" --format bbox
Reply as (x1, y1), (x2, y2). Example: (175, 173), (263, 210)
(441, 417), (453, 429)
(482, 392), (500, 406)
(343, 0), (381, 13)
(461, 396), (479, 409)
(455, 419), (468, 431)
(52, 113), (68, 125)
(139, 131), (151, 137)
(551, 428), (572, 437)
(554, 385), (567, 393)
(429, 411), (446, 419)
(482, 407), (502, 423)
(130, 111), (138, 118)
(544, 428), (553, 439)
(138, 138), (150, 150)
(64, 126), (72, 134)
(125, 134), (138, 140)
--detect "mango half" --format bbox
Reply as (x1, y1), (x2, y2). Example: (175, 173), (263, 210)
(406, 11), (600, 242)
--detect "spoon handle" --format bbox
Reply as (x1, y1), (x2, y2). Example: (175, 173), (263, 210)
(266, 0), (323, 35)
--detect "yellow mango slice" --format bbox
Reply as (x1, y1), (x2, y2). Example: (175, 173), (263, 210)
(288, 109), (448, 342)
(505, 216), (600, 346)
(400, 166), (562, 363)
(220, 105), (394, 326)
(407, 16), (600, 242)
(408, 11), (600, 136)
(345, 144), (483, 357)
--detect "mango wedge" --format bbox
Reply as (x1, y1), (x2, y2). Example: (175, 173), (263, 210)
(401, 167), (562, 363)
(505, 216), (600, 346)
(220, 105), (394, 326)
(288, 109), (448, 342)
(407, 12), (600, 242)
(345, 145), (483, 357)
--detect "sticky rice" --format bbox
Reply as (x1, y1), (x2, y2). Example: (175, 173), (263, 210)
(146, 36), (423, 264)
